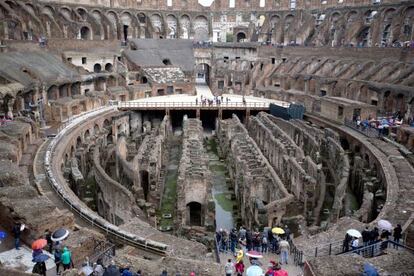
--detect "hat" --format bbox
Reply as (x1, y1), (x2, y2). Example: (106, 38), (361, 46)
(190, 273), (195, 276)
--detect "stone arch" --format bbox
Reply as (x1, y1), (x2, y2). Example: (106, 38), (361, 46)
(76, 7), (88, 21)
(383, 8), (396, 22)
(270, 15), (280, 28)
(193, 15), (209, 41)
(187, 201), (202, 226)
(94, 124), (100, 135)
(120, 11), (134, 40)
(60, 7), (72, 21)
(84, 129), (91, 141)
(76, 135), (82, 148)
(80, 25), (91, 40)
(346, 10), (358, 23)
(106, 11), (119, 39)
(137, 12), (146, 24)
(166, 14), (178, 39)
(357, 26), (371, 47)
(47, 85), (58, 101)
(236, 31), (246, 42)
(105, 63), (113, 72)
(150, 13), (163, 38)
(180, 14), (190, 39)
(94, 63), (102, 73)
(331, 12), (341, 24)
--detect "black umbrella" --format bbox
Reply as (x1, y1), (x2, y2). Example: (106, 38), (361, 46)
(32, 253), (49, 263)
(51, 228), (69, 242)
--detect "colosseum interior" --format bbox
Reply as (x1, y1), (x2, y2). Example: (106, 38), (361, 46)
(0, 0), (413, 275)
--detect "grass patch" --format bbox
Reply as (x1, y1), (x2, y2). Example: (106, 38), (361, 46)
(206, 138), (218, 154)
(158, 174), (178, 228)
(210, 164), (226, 172)
(214, 193), (234, 212)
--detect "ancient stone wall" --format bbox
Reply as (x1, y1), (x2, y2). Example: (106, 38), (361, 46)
(248, 112), (322, 225)
(217, 114), (293, 228)
(176, 118), (214, 233)
(1, 0), (411, 46)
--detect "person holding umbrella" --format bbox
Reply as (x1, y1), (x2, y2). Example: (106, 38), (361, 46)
(32, 253), (49, 276)
(245, 251), (263, 276)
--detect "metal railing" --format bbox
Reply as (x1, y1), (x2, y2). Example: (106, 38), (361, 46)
(117, 101), (288, 109)
(338, 240), (414, 258)
(44, 107), (168, 256)
(344, 118), (380, 138)
(89, 239), (116, 266)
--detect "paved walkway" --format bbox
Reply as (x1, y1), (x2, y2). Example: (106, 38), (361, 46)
(128, 85), (289, 107)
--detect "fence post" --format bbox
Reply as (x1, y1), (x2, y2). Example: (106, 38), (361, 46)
(314, 247), (318, 257)
(329, 243), (332, 255)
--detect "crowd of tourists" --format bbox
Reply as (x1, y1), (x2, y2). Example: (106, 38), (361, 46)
(342, 224), (403, 254)
(216, 225), (292, 276)
(216, 226), (291, 256)
(195, 95), (246, 106)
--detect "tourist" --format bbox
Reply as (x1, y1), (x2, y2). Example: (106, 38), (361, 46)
(104, 261), (121, 276)
(32, 260), (47, 276)
(369, 227), (379, 244)
(136, 270), (142, 276)
(54, 247), (62, 274)
(362, 263), (379, 276)
(160, 269), (168, 276)
(221, 229), (228, 252)
(265, 261), (276, 276)
(239, 226), (247, 240)
(362, 226), (371, 247)
(235, 260), (245, 276)
(12, 222), (22, 250)
(279, 238), (290, 265)
(246, 230), (253, 251)
(261, 234), (268, 253)
(351, 237), (359, 252)
(283, 225), (291, 241)
(380, 229), (391, 240)
(271, 233), (279, 254)
(61, 246), (74, 270)
(342, 233), (351, 252)
(195, 98), (198, 105)
(273, 262), (288, 276)
(93, 259), (105, 276)
(190, 272), (195, 276)
(393, 224), (402, 248)
(253, 229), (261, 251)
(121, 267), (134, 276)
(246, 257), (263, 276)
(230, 228), (238, 254)
(224, 259), (234, 276)
(44, 229), (53, 253)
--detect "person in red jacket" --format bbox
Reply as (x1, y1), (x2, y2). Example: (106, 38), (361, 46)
(273, 262), (288, 276)
(235, 260), (245, 276)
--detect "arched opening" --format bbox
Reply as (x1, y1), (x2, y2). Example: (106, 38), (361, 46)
(80, 26), (90, 40)
(195, 63), (210, 85)
(236, 32), (246, 42)
(357, 27), (370, 47)
(47, 85), (59, 101)
(84, 129), (91, 141)
(187, 202), (202, 226)
(105, 63), (113, 72)
(140, 170), (149, 200)
(94, 64), (102, 73)
(162, 59), (172, 65)
(382, 24), (391, 44)
(76, 136), (82, 148)
(141, 76), (148, 84)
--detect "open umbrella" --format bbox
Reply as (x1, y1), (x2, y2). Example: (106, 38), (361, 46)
(347, 229), (362, 238)
(51, 228), (69, 242)
(271, 227), (285, 235)
(0, 231), (6, 240)
(80, 265), (94, 276)
(246, 250), (263, 259)
(32, 253), (49, 263)
(378, 219), (392, 231)
(31, 239), (47, 250)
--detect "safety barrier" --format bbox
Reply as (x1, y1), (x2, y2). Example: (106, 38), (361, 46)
(117, 101), (289, 109)
(44, 106), (168, 256)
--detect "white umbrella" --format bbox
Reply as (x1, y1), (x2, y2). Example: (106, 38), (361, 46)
(51, 228), (69, 242)
(80, 265), (94, 276)
(347, 229), (362, 238)
(378, 219), (392, 231)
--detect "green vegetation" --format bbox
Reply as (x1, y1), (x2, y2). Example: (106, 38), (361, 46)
(214, 193), (234, 212)
(158, 174), (177, 228)
(206, 138), (218, 154)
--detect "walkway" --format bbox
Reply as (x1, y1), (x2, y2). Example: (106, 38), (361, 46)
(196, 83), (213, 98)
(220, 250), (303, 276)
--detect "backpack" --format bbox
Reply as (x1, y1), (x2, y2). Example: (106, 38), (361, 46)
(262, 236), (268, 244)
